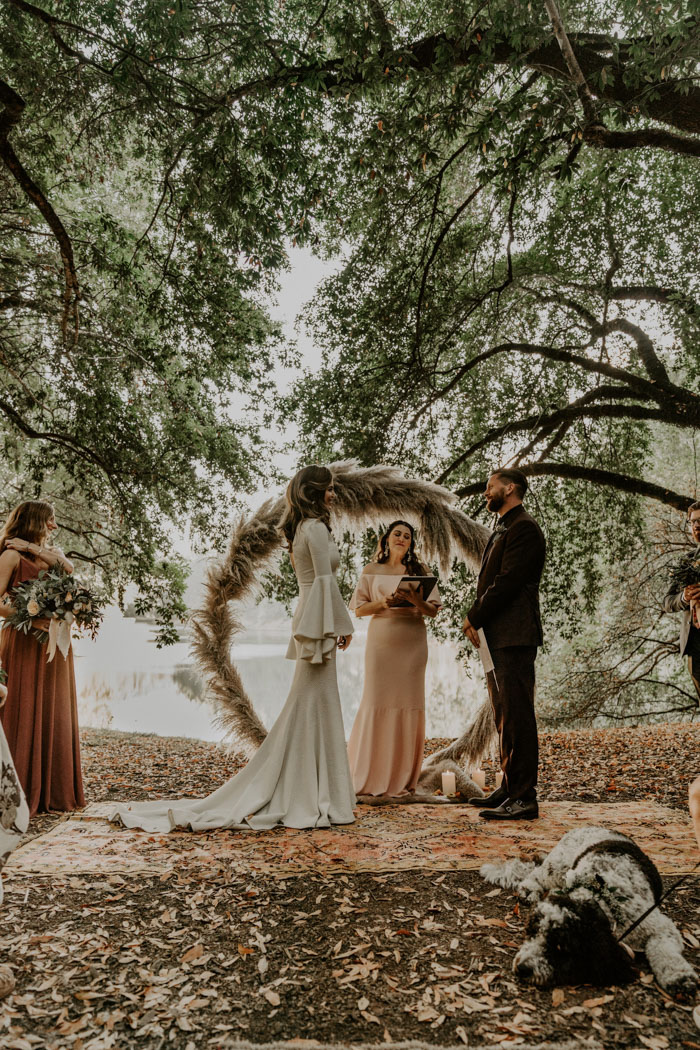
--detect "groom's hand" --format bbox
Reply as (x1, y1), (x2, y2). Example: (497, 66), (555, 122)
(462, 616), (480, 648)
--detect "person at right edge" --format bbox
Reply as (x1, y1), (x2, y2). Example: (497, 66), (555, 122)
(462, 469), (546, 821)
(663, 501), (700, 851)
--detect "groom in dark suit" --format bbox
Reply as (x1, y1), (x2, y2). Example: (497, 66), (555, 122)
(462, 469), (546, 820)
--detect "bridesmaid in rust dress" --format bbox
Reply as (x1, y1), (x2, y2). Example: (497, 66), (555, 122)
(347, 521), (441, 797)
(0, 501), (85, 816)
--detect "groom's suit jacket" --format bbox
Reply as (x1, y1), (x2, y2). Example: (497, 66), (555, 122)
(467, 504), (546, 650)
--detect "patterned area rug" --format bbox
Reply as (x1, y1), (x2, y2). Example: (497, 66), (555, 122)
(5, 800), (698, 879)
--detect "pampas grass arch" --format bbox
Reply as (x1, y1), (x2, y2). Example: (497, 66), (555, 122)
(190, 462), (497, 772)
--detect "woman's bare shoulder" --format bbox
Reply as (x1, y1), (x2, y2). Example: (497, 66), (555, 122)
(0, 549), (20, 568)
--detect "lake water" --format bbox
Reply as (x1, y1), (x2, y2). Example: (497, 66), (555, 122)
(73, 608), (486, 744)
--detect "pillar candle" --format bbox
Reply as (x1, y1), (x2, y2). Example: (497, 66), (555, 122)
(441, 771), (457, 796)
(495, 771), (504, 788)
(472, 769), (486, 790)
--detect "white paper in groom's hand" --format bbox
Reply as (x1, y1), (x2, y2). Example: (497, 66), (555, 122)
(477, 628), (496, 680)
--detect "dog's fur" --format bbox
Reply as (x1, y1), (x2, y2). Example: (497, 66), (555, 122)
(481, 827), (697, 998)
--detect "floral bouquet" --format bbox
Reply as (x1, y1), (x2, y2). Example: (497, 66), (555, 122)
(3, 569), (103, 662)
(667, 550), (700, 627)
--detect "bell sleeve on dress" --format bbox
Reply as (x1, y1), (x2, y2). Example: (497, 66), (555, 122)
(292, 521), (354, 665)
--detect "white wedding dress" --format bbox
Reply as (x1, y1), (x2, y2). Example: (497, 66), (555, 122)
(110, 518), (356, 832)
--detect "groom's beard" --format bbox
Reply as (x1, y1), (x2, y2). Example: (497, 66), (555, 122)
(486, 494), (504, 513)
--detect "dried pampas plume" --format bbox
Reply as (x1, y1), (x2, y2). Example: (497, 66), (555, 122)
(190, 461), (495, 760)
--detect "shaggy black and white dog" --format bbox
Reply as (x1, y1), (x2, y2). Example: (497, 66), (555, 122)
(481, 826), (697, 998)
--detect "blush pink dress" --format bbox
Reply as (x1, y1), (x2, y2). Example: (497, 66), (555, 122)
(347, 569), (441, 796)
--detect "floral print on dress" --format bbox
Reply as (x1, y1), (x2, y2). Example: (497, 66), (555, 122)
(0, 725), (29, 903)
(0, 760), (23, 833)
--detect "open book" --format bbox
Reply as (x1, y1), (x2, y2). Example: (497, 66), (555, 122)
(395, 575), (438, 602)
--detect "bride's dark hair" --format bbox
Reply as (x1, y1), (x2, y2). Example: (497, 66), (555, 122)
(373, 520), (425, 576)
(279, 465), (332, 546)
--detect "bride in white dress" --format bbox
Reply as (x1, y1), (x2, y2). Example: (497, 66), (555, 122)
(111, 466), (357, 832)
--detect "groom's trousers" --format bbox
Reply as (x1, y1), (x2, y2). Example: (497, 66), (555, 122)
(486, 645), (538, 803)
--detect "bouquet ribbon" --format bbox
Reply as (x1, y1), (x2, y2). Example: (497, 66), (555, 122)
(47, 617), (72, 663)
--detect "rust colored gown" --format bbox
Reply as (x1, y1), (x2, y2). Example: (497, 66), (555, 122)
(0, 555), (85, 816)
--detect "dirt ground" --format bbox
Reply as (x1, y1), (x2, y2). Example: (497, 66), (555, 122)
(1, 724), (699, 1050)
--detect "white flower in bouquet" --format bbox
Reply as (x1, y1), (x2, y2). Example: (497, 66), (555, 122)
(6, 569), (104, 661)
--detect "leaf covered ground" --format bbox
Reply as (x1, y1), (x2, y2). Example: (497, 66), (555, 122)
(1, 723), (699, 1050)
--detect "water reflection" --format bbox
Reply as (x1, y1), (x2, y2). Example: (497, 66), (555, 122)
(73, 607), (485, 742)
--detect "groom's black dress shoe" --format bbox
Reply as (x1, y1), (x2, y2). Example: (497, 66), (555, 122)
(468, 785), (508, 808)
(479, 798), (539, 821)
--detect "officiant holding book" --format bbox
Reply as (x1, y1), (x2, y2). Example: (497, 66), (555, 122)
(347, 521), (441, 797)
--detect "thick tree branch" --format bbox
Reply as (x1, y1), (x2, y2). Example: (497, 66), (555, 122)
(0, 397), (121, 490)
(0, 294), (42, 311)
(590, 317), (671, 386)
(419, 341), (665, 416)
(563, 282), (699, 316)
(13, 0), (700, 144)
(584, 125), (700, 158)
(454, 462), (693, 512)
(543, 0), (600, 127)
(437, 402), (667, 484)
(0, 78), (79, 342)
(539, 3), (698, 156)
(512, 385), (641, 463)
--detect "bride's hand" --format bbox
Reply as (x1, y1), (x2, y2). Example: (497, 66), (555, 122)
(337, 635), (352, 651)
(0, 683), (7, 707)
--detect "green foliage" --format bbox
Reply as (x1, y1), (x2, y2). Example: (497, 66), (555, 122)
(269, 0), (699, 716)
(1, 0), (699, 686)
(0, 0), (297, 635)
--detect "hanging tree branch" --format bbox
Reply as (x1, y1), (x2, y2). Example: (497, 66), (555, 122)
(12, 0), (700, 153)
(543, 0), (700, 156)
(437, 403), (668, 485)
(0, 77), (79, 343)
(543, 0), (600, 128)
(454, 462), (693, 512)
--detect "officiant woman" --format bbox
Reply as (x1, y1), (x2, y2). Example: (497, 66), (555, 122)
(0, 501), (84, 816)
(347, 521), (441, 796)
